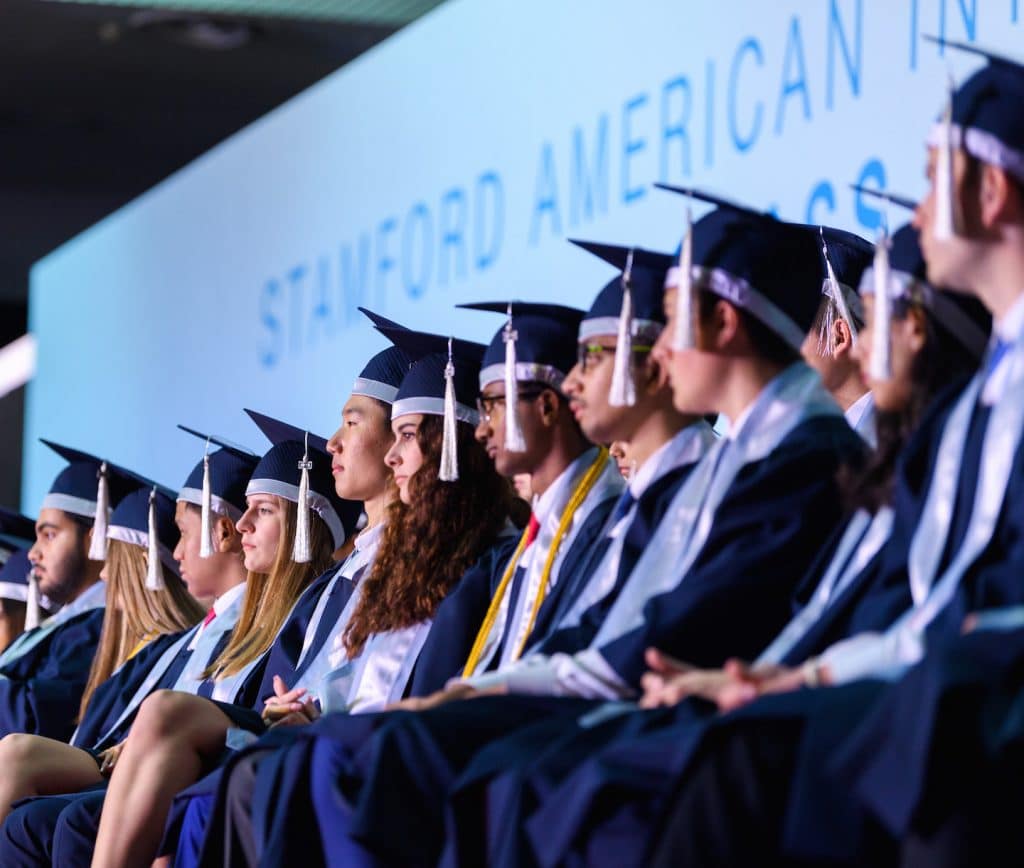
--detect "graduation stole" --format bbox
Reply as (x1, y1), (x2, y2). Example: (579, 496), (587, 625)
(462, 447), (610, 677)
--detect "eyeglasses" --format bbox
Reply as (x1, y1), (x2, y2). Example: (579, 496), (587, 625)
(576, 342), (652, 373)
(476, 389), (546, 424)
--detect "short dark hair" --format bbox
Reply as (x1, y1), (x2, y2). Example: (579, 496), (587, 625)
(698, 290), (800, 366)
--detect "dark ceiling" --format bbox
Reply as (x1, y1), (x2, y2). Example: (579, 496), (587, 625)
(0, 0), (440, 506)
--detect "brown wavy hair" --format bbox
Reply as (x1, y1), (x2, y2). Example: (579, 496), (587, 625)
(342, 415), (514, 657)
(78, 540), (205, 720)
(204, 497), (333, 679)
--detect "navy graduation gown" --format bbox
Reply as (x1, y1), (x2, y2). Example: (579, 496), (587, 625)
(598, 415), (864, 686)
(535, 463), (695, 657)
(73, 629), (187, 751)
(0, 607), (104, 740)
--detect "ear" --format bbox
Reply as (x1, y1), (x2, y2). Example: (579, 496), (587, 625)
(537, 388), (561, 427)
(903, 306), (929, 355)
(979, 163), (1021, 228)
(214, 515), (242, 554)
(711, 299), (741, 350)
(833, 318), (855, 358)
(639, 350), (669, 396)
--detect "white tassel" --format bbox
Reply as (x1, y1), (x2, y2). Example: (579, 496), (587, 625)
(820, 227), (859, 353)
(503, 305), (527, 453)
(24, 572), (40, 630)
(934, 74), (959, 241)
(609, 249), (637, 407)
(88, 462), (109, 561)
(439, 338), (460, 482)
(199, 440), (214, 558)
(673, 206), (696, 351)
(870, 229), (893, 382)
(145, 488), (165, 591)
(294, 432), (313, 563)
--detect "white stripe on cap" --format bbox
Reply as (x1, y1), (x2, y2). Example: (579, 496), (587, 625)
(927, 123), (1024, 184)
(177, 488), (242, 521)
(478, 362), (565, 390)
(391, 396), (480, 427)
(40, 493), (98, 519)
(243, 478), (346, 550)
(105, 525), (180, 576)
(351, 377), (399, 404)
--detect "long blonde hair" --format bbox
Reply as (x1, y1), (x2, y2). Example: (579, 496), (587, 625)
(204, 497), (333, 680)
(78, 540), (205, 720)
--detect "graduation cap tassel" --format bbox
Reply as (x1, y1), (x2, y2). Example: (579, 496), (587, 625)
(503, 305), (527, 453)
(294, 432), (313, 563)
(934, 74), (959, 241)
(820, 227), (859, 356)
(609, 249), (637, 407)
(870, 229), (893, 382)
(672, 205), (696, 351)
(24, 572), (40, 631)
(439, 338), (460, 482)
(87, 461), (110, 561)
(145, 487), (165, 591)
(199, 439), (214, 559)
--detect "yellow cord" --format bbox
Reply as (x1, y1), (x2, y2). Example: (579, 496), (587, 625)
(462, 447), (610, 676)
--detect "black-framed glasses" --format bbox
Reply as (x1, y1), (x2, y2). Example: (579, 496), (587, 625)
(476, 388), (546, 424)
(577, 342), (653, 373)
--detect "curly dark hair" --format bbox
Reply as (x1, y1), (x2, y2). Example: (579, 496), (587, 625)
(342, 414), (515, 657)
(842, 299), (985, 513)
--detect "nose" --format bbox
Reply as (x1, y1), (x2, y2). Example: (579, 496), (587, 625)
(27, 541), (40, 565)
(384, 441), (401, 469)
(326, 426), (343, 456)
(235, 509), (254, 534)
(173, 536), (185, 563)
(562, 363), (583, 398)
(99, 563), (108, 582)
(474, 415), (492, 445)
(651, 328), (671, 366)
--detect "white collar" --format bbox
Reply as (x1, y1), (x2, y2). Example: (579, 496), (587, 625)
(845, 391), (874, 428)
(530, 446), (600, 523)
(213, 580), (247, 617)
(628, 421), (716, 498)
(724, 362), (807, 442)
(994, 292), (1024, 344)
(54, 579), (106, 622)
(353, 521), (386, 552)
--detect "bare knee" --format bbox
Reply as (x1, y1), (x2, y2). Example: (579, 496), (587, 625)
(131, 690), (200, 745)
(0, 733), (44, 769)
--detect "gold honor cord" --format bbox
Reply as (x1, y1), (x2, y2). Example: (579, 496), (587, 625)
(462, 447), (610, 677)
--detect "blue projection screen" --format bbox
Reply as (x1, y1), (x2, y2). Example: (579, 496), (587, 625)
(22, 0), (1015, 510)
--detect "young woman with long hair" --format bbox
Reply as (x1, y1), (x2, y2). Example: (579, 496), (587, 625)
(86, 418), (351, 868)
(0, 484), (202, 825)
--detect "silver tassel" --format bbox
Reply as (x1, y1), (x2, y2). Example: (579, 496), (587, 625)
(673, 206), (696, 351)
(145, 487), (164, 591)
(870, 229), (893, 381)
(199, 439), (214, 558)
(934, 74), (959, 241)
(503, 304), (527, 453)
(439, 337), (459, 482)
(24, 571), (40, 630)
(88, 461), (109, 561)
(294, 431), (313, 563)
(820, 227), (859, 355)
(609, 249), (637, 407)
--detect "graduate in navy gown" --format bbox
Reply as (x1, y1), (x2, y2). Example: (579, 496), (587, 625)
(801, 227), (878, 445)
(0, 507), (47, 651)
(642, 45), (1024, 865)
(0, 443), (144, 741)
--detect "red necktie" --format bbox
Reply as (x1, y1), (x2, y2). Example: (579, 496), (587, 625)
(524, 514), (541, 547)
(202, 608), (216, 628)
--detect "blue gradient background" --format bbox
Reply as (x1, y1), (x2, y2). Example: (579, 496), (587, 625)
(23, 0), (1015, 510)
